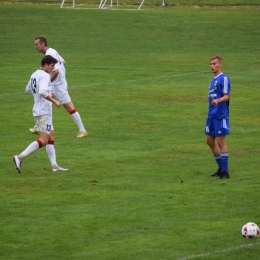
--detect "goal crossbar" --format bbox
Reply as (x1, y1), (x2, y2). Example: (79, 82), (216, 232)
(61, 0), (148, 9)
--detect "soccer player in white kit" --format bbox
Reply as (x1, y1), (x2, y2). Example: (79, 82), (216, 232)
(31, 36), (88, 138)
(13, 55), (68, 173)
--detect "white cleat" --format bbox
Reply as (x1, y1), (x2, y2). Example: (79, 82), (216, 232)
(13, 155), (22, 173)
(52, 166), (68, 172)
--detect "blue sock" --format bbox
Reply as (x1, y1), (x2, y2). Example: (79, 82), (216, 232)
(214, 155), (222, 170)
(221, 152), (229, 173)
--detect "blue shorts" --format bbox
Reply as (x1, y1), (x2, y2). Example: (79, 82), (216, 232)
(205, 118), (230, 137)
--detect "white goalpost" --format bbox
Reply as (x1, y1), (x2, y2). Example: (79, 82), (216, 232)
(98, 0), (147, 9)
(61, 0), (157, 10)
(61, 0), (75, 8)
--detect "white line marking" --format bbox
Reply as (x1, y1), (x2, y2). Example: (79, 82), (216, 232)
(69, 71), (203, 89)
(176, 241), (260, 260)
(0, 71), (204, 97)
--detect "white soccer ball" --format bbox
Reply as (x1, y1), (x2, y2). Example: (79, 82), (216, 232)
(242, 222), (260, 240)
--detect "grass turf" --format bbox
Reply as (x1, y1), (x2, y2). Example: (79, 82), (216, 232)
(0, 2), (260, 260)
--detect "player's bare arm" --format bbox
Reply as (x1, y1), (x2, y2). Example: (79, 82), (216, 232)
(50, 69), (59, 82)
(45, 95), (61, 107)
(211, 94), (229, 106)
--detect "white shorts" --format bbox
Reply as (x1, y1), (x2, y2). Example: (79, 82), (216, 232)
(52, 83), (71, 105)
(34, 115), (53, 134)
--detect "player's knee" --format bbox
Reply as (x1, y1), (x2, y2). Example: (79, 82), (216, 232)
(206, 137), (214, 147)
(63, 102), (75, 112)
(217, 139), (227, 150)
(38, 139), (48, 147)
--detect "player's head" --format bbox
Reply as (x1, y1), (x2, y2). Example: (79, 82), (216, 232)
(41, 55), (58, 73)
(210, 56), (223, 76)
(210, 56), (223, 64)
(34, 36), (48, 53)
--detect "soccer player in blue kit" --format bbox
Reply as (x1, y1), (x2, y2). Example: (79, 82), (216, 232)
(205, 56), (231, 180)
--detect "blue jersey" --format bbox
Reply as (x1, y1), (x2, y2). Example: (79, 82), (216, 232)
(207, 73), (231, 119)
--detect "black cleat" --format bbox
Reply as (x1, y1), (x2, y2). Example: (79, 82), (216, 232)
(219, 172), (230, 180)
(211, 168), (222, 177)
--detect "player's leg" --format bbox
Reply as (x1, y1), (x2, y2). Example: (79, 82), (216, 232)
(46, 129), (58, 169)
(216, 136), (229, 179)
(13, 132), (49, 173)
(54, 86), (88, 138)
(46, 128), (68, 172)
(63, 101), (88, 138)
(215, 119), (230, 179)
(206, 135), (220, 154)
(206, 135), (223, 176)
(205, 118), (222, 177)
(216, 136), (228, 152)
(13, 116), (50, 173)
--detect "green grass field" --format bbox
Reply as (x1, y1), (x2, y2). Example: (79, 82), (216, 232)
(0, 1), (260, 259)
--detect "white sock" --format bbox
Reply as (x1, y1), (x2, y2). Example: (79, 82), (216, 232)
(71, 111), (86, 133)
(19, 141), (40, 160)
(46, 144), (58, 168)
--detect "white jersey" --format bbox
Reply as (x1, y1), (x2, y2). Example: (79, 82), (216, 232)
(25, 69), (52, 116)
(45, 47), (67, 87)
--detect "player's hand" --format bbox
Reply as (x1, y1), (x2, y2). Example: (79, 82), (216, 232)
(211, 96), (218, 106)
(51, 91), (56, 98)
(55, 100), (61, 107)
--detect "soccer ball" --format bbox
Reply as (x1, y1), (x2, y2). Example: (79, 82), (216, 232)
(242, 222), (260, 240)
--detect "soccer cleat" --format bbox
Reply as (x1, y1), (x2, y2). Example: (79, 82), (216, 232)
(29, 128), (39, 134)
(211, 168), (222, 177)
(77, 132), (89, 138)
(219, 172), (230, 180)
(52, 166), (68, 172)
(13, 155), (22, 173)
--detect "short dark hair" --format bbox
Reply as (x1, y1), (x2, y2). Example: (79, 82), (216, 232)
(35, 36), (47, 46)
(41, 55), (58, 66)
